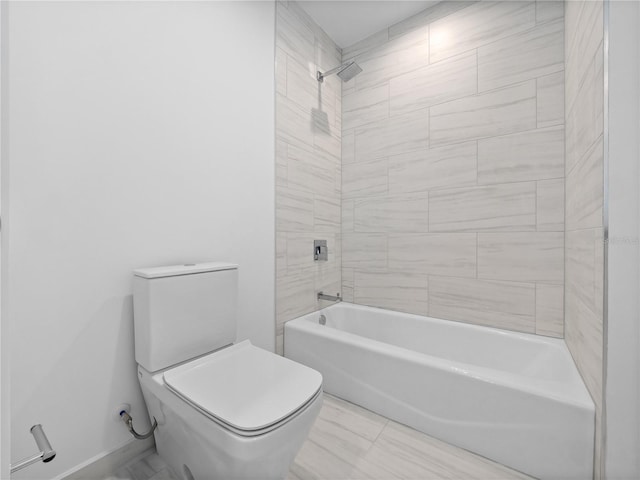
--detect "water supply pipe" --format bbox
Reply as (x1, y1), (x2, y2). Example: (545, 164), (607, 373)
(119, 410), (158, 440)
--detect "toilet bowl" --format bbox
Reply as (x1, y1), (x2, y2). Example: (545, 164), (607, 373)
(133, 263), (322, 480)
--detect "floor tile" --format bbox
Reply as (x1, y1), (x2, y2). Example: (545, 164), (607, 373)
(102, 394), (532, 480)
(289, 395), (534, 480)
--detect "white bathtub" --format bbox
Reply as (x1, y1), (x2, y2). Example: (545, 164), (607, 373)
(284, 302), (594, 480)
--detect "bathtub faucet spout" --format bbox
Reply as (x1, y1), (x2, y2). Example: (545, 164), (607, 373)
(317, 291), (341, 302)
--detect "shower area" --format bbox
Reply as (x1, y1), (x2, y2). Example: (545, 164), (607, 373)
(275, 0), (604, 478)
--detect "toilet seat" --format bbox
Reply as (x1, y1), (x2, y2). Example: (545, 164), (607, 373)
(163, 340), (323, 437)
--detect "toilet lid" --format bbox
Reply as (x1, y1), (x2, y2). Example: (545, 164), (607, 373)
(163, 340), (322, 433)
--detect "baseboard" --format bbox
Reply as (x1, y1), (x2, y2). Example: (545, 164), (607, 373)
(56, 436), (155, 480)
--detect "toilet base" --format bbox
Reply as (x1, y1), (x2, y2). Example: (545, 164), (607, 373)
(138, 365), (323, 480)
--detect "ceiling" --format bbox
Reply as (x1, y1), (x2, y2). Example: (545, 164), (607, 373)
(298, 1), (441, 48)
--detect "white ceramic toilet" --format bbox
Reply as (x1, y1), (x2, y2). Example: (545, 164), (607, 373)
(132, 262), (323, 480)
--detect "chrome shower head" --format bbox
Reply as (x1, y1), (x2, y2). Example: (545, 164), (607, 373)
(317, 61), (362, 83)
(337, 62), (363, 82)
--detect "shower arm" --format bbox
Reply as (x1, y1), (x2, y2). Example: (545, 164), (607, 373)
(316, 64), (344, 82)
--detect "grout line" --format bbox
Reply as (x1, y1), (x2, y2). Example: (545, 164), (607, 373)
(534, 281), (538, 334)
(475, 233), (479, 279)
(427, 107), (432, 150)
(429, 124), (555, 151)
(427, 24), (431, 65)
(427, 178), (544, 196)
(535, 77), (539, 128)
(565, 132), (604, 178)
(476, 48), (479, 93)
(372, 419), (391, 445)
(535, 180), (539, 231)
(475, 140), (479, 185)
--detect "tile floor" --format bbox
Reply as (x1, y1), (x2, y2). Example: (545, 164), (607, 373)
(103, 394), (533, 480)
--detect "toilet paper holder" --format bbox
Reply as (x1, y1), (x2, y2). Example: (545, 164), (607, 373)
(10, 424), (56, 473)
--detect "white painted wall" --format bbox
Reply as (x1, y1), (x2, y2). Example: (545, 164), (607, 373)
(605, 1), (640, 478)
(4, 2), (275, 478)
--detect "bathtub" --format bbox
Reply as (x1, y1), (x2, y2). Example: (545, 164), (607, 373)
(284, 302), (594, 480)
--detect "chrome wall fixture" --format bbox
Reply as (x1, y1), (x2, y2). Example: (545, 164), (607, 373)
(317, 292), (341, 302)
(316, 60), (362, 83)
(10, 424), (56, 473)
(314, 240), (328, 261)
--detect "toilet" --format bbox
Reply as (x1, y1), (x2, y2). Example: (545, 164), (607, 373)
(132, 262), (323, 480)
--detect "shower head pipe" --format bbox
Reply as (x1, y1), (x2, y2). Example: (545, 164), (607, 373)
(317, 60), (362, 83)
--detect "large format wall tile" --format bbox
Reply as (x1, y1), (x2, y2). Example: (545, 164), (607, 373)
(276, 93), (314, 150)
(388, 233), (476, 277)
(316, 258), (343, 298)
(566, 135), (604, 230)
(276, 139), (288, 187)
(343, 158), (388, 198)
(343, 84), (389, 131)
(315, 195), (341, 232)
(342, 199), (354, 233)
(536, 283), (564, 337)
(565, 289), (603, 405)
(286, 55), (318, 112)
(564, 2), (604, 476)
(566, 42), (604, 174)
(354, 271), (429, 316)
(276, 236), (289, 290)
(430, 81), (537, 147)
(477, 126), (564, 184)
(389, 51), (477, 117)
(341, 267), (355, 302)
(277, 267), (316, 325)
(355, 108), (429, 161)
(537, 178), (565, 232)
(276, 185), (314, 232)
(537, 71), (564, 127)
(536, 0), (564, 25)
(477, 18), (564, 92)
(478, 232), (564, 283)
(354, 193), (429, 233)
(389, 142), (477, 193)
(342, 29), (389, 62)
(566, 0), (603, 110)
(314, 121), (341, 161)
(353, 26), (429, 91)
(287, 144), (338, 197)
(339, 0), (566, 338)
(388, 1), (477, 39)
(429, 1), (536, 63)
(276, 2), (315, 66)
(565, 233), (604, 406)
(342, 130), (355, 164)
(342, 233), (387, 268)
(429, 276), (536, 332)
(566, 228), (603, 319)
(276, 1), (342, 352)
(429, 183), (536, 232)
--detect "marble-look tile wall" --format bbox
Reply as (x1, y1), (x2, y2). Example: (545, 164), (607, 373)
(564, 1), (605, 477)
(341, 1), (565, 337)
(275, 1), (342, 354)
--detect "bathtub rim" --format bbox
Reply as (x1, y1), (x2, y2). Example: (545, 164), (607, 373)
(285, 302), (595, 412)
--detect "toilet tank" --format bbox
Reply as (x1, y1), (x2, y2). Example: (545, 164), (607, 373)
(133, 262), (238, 372)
